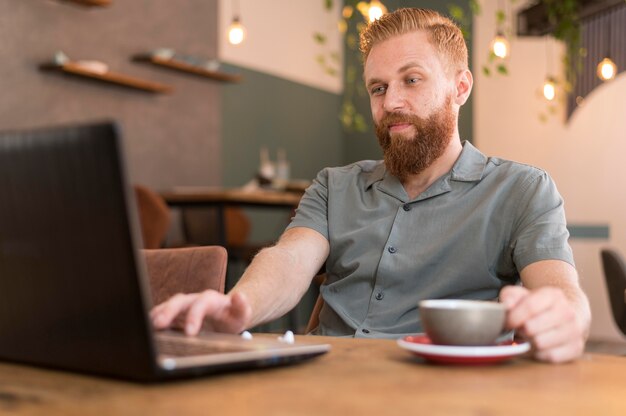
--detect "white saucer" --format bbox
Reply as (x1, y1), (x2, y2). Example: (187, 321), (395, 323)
(397, 334), (531, 364)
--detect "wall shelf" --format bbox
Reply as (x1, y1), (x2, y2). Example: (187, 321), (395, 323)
(133, 54), (243, 83)
(59, 0), (112, 6)
(39, 61), (173, 93)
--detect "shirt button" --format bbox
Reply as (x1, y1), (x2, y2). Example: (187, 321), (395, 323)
(403, 204), (412, 211)
(362, 329), (370, 334)
(375, 292), (384, 300)
(388, 246), (397, 254)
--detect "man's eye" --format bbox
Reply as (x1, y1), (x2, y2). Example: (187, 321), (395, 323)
(371, 86), (386, 95)
(407, 78), (420, 84)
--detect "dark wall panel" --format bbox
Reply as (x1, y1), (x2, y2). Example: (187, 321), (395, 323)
(221, 64), (343, 243)
(221, 65), (343, 187)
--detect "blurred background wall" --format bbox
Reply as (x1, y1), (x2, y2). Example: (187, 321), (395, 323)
(474, 0), (626, 342)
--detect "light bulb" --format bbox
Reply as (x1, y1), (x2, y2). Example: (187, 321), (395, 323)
(342, 5), (354, 19)
(542, 78), (556, 101)
(368, 1), (387, 22)
(228, 17), (245, 45)
(357, 1), (387, 22)
(597, 57), (617, 81)
(490, 34), (509, 59)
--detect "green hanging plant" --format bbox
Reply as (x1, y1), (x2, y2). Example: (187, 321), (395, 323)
(314, 0), (377, 133)
(448, 0), (513, 78)
(315, 1), (587, 130)
(543, 0), (582, 93)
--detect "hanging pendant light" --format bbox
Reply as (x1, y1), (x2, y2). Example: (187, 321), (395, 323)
(543, 77), (557, 101)
(597, 13), (617, 81)
(542, 37), (556, 101)
(490, 0), (510, 59)
(357, 1), (388, 22)
(490, 32), (510, 59)
(597, 57), (617, 81)
(227, 0), (246, 46)
(367, 0), (387, 22)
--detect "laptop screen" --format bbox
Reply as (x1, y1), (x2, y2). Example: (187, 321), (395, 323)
(0, 121), (330, 381)
(0, 121), (158, 378)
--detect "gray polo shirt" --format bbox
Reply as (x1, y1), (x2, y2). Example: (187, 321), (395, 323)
(287, 141), (573, 339)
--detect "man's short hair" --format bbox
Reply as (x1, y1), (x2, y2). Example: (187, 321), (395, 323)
(359, 8), (468, 73)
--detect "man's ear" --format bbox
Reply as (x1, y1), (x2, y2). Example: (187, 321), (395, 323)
(454, 69), (473, 106)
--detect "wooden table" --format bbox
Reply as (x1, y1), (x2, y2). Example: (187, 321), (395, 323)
(2, 336), (626, 415)
(160, 187), (304, 209)
(160, 187), (304, 246)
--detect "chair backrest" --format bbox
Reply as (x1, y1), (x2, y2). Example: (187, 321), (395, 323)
(600, 248), (626, 335)
(181, 207), (251, 247)
(134, 184), (171, 249)
(304, 274), (327, 334)
(142, 246), (227, 306)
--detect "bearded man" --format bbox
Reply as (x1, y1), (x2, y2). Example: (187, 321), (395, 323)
(152, 8), (590, 363)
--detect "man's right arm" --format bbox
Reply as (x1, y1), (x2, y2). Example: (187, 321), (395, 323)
(150, 226), (329, 335)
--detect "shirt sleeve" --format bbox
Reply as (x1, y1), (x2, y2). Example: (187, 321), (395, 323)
(286, 168), (330, 239)
(510, 171), (574, 270)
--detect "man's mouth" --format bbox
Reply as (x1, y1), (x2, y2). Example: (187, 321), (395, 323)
(388, 123), (413, 133)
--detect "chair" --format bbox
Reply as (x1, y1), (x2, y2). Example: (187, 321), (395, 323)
(304, 274), (327, 334)
(143, 246), (227, 306)
(134, 184), (171, 249)
(600, 248), (626, 336)
(182, 207), (266, 264)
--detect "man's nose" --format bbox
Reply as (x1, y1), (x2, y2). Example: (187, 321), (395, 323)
(382, 85), (406, 113)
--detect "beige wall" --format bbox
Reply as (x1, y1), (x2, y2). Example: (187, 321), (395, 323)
(474, 0), (626, 341)
(217, 0), (343, 93)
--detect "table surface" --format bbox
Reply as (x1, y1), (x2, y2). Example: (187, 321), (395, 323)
(160, 186), (304, 208)
(2, 335), (626, 415)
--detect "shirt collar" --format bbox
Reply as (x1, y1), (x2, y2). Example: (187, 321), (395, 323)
(450, 141), (488, 182)
(364, 141), (487, 190)
(365, 162), (387, 190)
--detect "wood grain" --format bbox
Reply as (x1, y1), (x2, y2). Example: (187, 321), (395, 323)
(1, 336), (626, 415)
(39, 62), (172, 93)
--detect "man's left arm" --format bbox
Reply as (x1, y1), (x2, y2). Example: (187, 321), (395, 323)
(500, 259), (591, 363)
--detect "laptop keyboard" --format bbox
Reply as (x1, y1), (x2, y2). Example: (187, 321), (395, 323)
(156, 334), (251, 357)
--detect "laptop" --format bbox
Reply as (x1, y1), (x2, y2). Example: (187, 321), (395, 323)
(0, 121), (330, 381)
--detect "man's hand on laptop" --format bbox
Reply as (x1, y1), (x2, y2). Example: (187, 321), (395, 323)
(150, 291), (252, 336)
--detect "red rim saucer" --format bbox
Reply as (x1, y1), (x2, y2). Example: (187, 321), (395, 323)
(397, 333), (531, 365)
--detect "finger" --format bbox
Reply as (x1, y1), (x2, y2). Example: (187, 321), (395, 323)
(531, 318), (578, 352)
(506, 287), (557, 329)
(185, 290), (228, 335)
(499, 285), (528, 310)
(150, 299), (176, 320)
(151, 293), (197, 329)
(533, 336), (586, 363)
(522, 296), (576, 340)
(220, 292), (252, 333)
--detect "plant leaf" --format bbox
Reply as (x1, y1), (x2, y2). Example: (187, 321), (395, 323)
(448, 5), (464, 21)
(469, 0), (481, 15)
(496, 64), (508, 75)
(313, 32), (327, 44)
(353, 114), (368, 133)
(346, 34), (358, 49)
(496, 10), (506, 25)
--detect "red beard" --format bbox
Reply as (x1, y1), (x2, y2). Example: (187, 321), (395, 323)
(375, 96), (455, 180)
